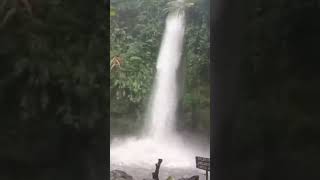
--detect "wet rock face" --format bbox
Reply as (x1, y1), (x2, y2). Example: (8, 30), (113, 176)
(111, 170), (134, 180)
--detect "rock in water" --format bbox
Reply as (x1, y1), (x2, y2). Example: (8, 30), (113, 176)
(178, 175), (199, 180)
(110, 170), (134, 180)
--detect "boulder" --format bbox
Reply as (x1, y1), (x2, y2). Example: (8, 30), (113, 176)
(110, 170), (134, 180)
(178, 175), (199, 180)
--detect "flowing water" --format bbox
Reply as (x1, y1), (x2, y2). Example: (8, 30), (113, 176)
(146, 11), (185, 140)
(110, 2), (209, 179)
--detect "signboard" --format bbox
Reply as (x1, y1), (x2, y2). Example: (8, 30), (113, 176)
(195, 156), (210, 171)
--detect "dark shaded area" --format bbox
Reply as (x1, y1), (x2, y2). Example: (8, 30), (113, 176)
(212, 0), (320, 179)
(0, 1), (108, 180)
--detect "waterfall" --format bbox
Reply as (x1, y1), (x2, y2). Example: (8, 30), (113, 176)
(110, 1), (209, 176)
(146, 11), (185, 140)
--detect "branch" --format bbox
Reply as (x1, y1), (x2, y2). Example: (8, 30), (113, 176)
(152, 159), (163, 180)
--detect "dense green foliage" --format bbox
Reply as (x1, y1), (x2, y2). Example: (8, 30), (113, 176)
(0, 1), (107, 179)
(110, 0), (210, 135)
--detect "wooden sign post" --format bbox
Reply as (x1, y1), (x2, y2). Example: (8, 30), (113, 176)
(195, 156), (210, 180)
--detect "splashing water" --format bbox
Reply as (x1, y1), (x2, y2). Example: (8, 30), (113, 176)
(110, 2), (209, 178)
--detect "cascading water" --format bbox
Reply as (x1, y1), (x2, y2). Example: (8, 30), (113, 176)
(146, 11), (185, 140)
(110, 1), (209, 179)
